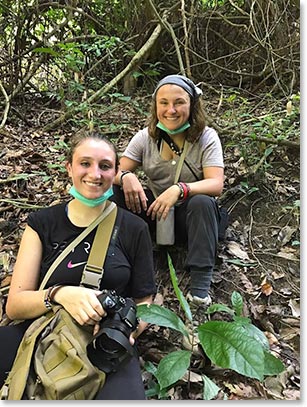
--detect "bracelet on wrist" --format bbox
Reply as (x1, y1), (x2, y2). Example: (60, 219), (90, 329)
(176, 183), (185, 200)
(44, 284), (63, 309)
(176, 182), (191, 202)
(49, 285), (63, 304)
(44, 286), (54, 309)
(120, 170), (132, 186)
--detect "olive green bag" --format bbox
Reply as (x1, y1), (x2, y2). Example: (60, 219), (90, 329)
(0, 202), (117, 400)
(1, 306), (106, 400)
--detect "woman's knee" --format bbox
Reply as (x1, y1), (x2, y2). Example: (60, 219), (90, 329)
(187, 194), (217, 213)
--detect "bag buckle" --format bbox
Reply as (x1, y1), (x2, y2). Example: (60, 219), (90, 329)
(81, 264), (103, 289)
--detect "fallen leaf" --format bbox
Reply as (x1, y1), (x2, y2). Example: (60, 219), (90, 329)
(261, 281), (273, 296)
(282, 389), (300, 400)
(182, 370), (202, 383)
(239, 272), (255, 292)
(277, 247), (299, 261)
(281, 317), (300, 327)
(288, 299), (300, 317)
(226, 241), (250, 260)
(224, 382), (255, 398)
(264, 331), (279, 345)
(277, 226), (296, 246)
(153, 292), (164, 306)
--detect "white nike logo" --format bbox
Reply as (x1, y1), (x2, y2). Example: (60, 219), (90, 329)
(67, 260), (86, 269)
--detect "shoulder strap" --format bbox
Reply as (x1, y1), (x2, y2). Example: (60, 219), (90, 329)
(174, 141), (188, 184)
(39, 201), (117, 290)
(80, 205), (118, 289)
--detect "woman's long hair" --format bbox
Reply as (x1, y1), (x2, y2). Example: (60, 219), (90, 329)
(147, 96), (207, 143)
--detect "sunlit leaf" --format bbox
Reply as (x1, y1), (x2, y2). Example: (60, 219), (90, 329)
(198, 321), (265, 380)
(137, 304), (189, 337)
(156, 350), (191, 389)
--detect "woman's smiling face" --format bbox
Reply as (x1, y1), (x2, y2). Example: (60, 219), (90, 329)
(156, 84), (191, 131)
(66, 138), (117, 199)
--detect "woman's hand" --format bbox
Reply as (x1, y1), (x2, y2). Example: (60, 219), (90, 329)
(54, 286), (107, 326)
(121, 172), (148, 213)
(147, 185), (180, 220)
(128, 295), (153, 345)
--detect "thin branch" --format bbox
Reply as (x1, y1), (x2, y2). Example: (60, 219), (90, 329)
(148, 0), (185, 75)
(181, 0), (191, 77)
(0, 80), (10, 128)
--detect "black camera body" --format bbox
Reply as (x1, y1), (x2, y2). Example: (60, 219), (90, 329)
(87, 290), (139, 373)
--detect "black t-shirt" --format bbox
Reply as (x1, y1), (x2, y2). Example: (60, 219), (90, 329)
(27, 202), (156, 299)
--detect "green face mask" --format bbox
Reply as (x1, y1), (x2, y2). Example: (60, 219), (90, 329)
(157, 121), (190, 135)
(69, 186), (114, 207)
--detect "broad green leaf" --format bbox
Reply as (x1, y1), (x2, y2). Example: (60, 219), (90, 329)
(202, 375), (221, 400)
(263, 350), (285, 376)
(198, 321), (265, 380)
(233, 316), (251, 325)
(137, 304), (189, 337)
(231, 291), (243, 316)
(167, 253), (192, 321)
(239, 322), (270, 351)
(156, 350), (191, 389)
(207, 303), (235, 316)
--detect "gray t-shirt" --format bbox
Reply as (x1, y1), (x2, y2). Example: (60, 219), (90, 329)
(122, 126), (224, 196)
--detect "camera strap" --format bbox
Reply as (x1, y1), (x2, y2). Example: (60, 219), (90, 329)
(39, 201), (117, 290)
(80, 203), (118, 289)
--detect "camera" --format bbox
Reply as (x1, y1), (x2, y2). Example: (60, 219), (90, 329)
(87, 290), (139, 373)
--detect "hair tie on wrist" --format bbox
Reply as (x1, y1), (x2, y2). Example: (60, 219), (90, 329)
(120, 170), (131, 186)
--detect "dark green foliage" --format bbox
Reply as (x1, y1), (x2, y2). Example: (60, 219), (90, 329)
(137, 254), (285, 399)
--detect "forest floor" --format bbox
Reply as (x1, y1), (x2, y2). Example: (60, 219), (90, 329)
(0, 91), (300, 400)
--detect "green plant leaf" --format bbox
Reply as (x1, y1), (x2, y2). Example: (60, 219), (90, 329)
(145, 382), (161, 398)
(137, 304), (189, 337)
(198, 321), (265, 380)
(32, 47), (59, 57)
(231, 291), (243, 316)
(202, 375), (221, 400)
(224, 259), (257, 267)
(156, 350), (191, 389)
(263, 350), (285, 376)
(239, 322), (270, 351)
(207, 303), (235, 316)
(167, 253), (192, 321)
(144, 360), (157, 376)
(233, 315), (251, 325)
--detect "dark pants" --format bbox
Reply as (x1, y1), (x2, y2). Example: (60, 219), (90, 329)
(0, 322), (146, 400)
(110, 185), (220, 271)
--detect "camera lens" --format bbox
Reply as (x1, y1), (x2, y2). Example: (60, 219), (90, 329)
(87, 291), (138, 373)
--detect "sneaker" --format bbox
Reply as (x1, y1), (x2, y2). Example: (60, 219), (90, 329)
(192, 294), (212, 306)
(187, 292), (212, 306)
